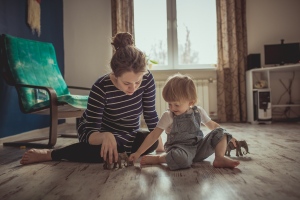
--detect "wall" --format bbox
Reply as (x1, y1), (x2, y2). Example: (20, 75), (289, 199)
(247, 0), (300, 64)
(0, 0), (64, 138)
(63, 0), (113, 92)
(247, 0), (300, 120)
(63, 0), (112, 124)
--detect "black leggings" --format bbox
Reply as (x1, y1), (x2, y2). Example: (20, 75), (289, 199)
(51, 131), (158, 163)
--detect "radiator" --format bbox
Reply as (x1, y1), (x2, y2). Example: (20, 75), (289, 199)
(155, 79), (218, 119)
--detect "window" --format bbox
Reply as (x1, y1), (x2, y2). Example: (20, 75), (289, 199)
(134, 0), (217, 70)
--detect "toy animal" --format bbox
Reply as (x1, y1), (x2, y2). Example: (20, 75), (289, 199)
(103, 152), (133, 170)
(225, 140), (249, 157)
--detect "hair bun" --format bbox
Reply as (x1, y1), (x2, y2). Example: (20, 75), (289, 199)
(111, 32), (134, 50)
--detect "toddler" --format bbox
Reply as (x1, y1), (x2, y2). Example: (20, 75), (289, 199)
(129, 73), (240, 170)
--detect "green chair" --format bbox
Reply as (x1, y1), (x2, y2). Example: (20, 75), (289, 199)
(0, 34), (90, 148)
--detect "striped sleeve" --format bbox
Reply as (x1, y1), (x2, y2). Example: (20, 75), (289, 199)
(79, 76), (107, 142)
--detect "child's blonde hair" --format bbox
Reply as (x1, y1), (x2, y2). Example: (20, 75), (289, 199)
(162, 73), (198, 105)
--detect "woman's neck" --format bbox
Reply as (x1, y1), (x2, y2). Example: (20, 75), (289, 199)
(109, 73), (120, 90)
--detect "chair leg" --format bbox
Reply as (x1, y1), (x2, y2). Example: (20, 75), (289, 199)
(3, 137), (55, 148)
(3, 106), (59, 149)
(2, 114), (58, 148)
(47, 104), (58, 147)
(3, 108), (80, 148)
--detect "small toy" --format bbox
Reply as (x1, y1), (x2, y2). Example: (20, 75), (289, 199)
(225, 140), (249, 157)
(103, 152), (133, 170)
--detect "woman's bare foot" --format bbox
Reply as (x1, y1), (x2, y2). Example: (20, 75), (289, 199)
(213, 156), (240, 168)
(140, 155), (163, 165)
(20, 149), (52, 165)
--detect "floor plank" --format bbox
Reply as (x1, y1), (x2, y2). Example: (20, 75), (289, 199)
(1, 122), (300, 200)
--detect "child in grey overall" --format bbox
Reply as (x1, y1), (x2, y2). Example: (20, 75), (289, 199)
(129, 73), (240, 170)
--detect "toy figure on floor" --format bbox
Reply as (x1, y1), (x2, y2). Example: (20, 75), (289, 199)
(226, 140), (249, 157)
(103, 152), (133, 170)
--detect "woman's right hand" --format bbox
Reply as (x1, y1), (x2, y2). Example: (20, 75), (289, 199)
(100, 132), (118, 164)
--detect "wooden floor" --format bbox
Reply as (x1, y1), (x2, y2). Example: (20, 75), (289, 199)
(1, 122), (300, 200)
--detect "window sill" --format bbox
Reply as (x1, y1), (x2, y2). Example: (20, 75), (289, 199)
(149, 64), (217, 72)
(151, 68), (217, 81)
(150, 67), (217, 73)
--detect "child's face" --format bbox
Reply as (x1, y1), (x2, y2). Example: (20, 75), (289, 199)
(167, 100), (193, 116)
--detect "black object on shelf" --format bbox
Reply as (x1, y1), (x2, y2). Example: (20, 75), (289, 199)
(264, 40), (300, 66)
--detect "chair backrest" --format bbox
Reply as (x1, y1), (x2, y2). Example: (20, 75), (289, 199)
(0, 34), (69, 112)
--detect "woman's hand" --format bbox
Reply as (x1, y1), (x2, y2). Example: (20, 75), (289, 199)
(100, 132), (118, 164)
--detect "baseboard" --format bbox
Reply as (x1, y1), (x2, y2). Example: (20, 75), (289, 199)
(0, 126), (50, 145)
(0, 123), (74, 145)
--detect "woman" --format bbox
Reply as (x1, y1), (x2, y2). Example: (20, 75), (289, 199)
(20, 32), (163, 165)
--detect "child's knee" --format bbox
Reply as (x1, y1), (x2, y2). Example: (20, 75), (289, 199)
(211, 128), (232, 147)
(166, 149), (193, 170)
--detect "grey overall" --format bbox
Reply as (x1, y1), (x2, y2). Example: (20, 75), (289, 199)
(164, 106), (232, 170)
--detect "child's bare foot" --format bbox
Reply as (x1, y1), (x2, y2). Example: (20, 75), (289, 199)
(213, 156), (240, 168)
(140, 155), (161, 165)
(20, 149), (52, 165)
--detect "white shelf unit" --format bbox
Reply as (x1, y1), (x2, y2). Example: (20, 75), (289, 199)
(246, 63), (300, 124)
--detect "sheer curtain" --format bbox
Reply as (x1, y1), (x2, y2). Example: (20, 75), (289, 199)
(216, 0), (247, 122)
(111, 0), (134, 37)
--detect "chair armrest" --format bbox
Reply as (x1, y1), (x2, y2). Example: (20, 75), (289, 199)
(68, 85), (91, 91)
(16, 83), (57, 93)
(15, 83), (59, 113)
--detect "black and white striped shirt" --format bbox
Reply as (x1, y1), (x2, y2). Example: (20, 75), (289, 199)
(77, 71), (158, 153)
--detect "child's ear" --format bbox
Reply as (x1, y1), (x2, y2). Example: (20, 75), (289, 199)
(189, 101), (195, 106)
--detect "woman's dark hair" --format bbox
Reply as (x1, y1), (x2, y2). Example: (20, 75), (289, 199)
(110, 32), (147, 77)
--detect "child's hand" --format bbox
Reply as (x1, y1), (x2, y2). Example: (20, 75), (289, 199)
(230, 137), (237, 147)
(129, 152), (141, 163)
